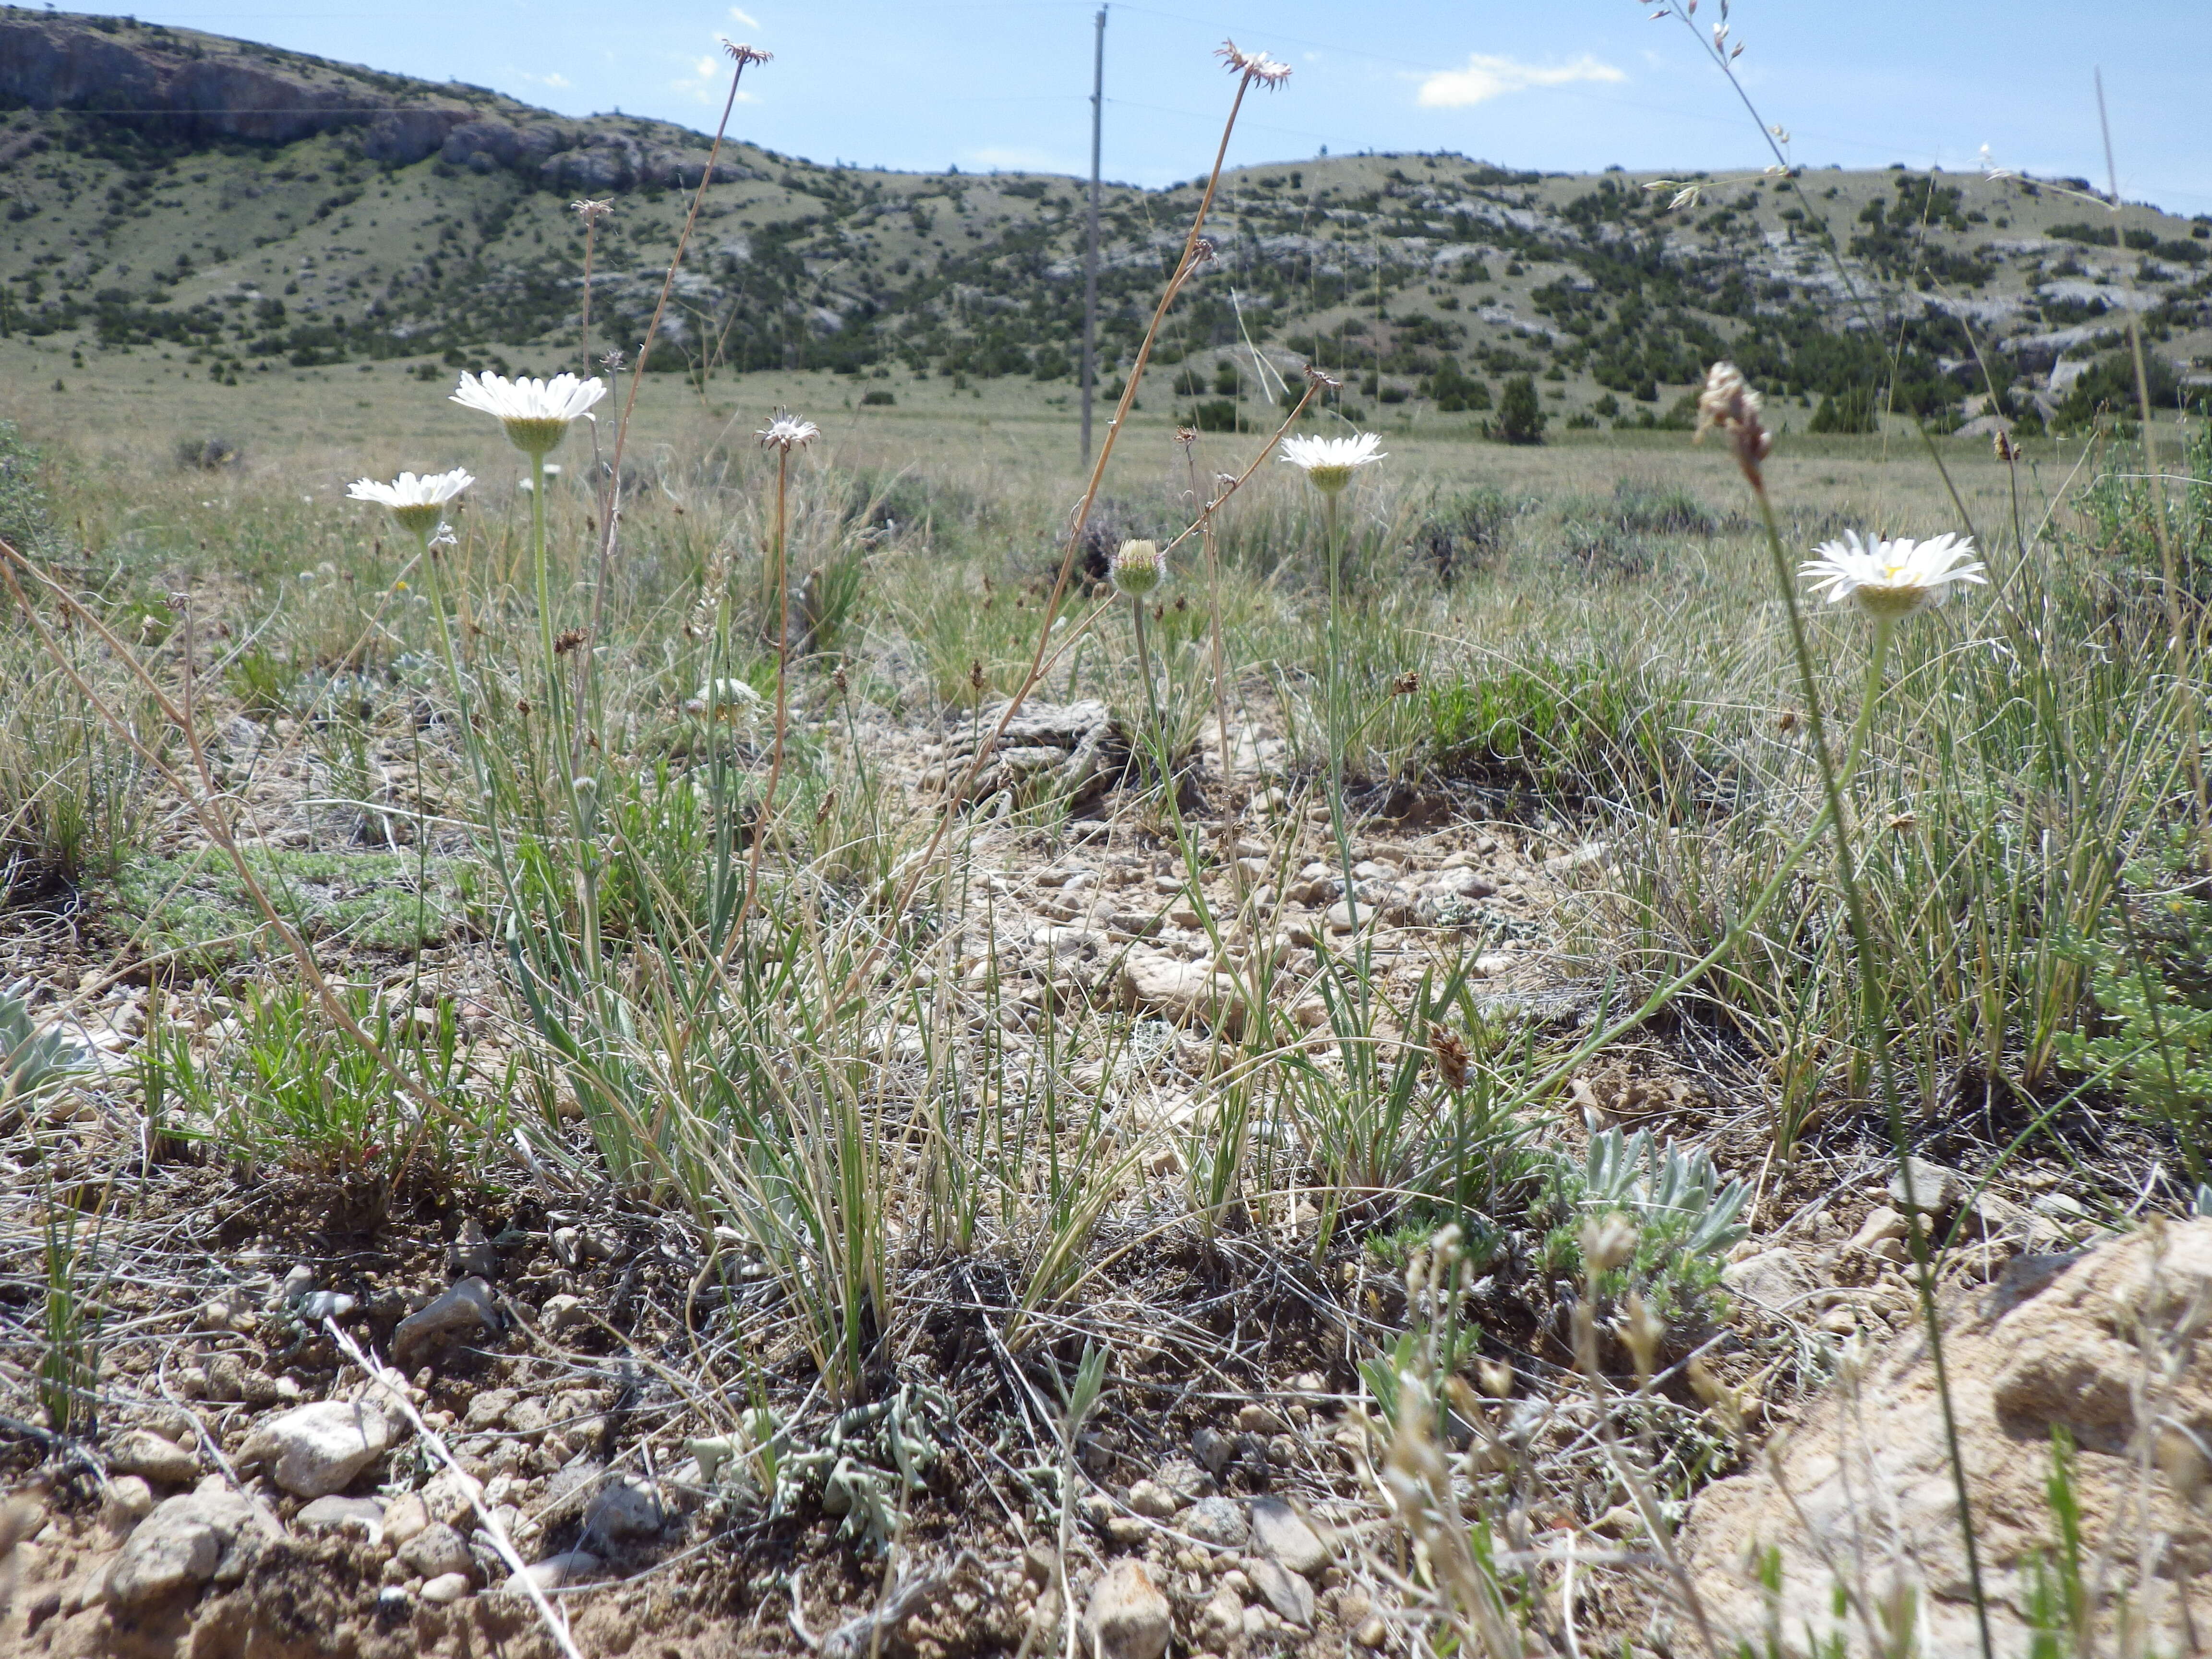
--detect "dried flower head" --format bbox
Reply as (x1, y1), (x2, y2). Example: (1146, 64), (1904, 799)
(1579, 1214), (1638, 1275)
(719, 38), (773, 65)
(1800, 530), (1987, 620)
(1693, 361), (1773, 486)
(1623, 1290), (1665, 1385)
(346, 468), (476, 538)
(600, 349), (626, 372)
(570, 198), (615, 224)
(757, 413), (820, 453)
(1392, 671), (1421, 697)
(1110, 538), (1166, 598)
(451, 372), (606, 457)
(1279, 431), (1386, 495)
(1303, 363), (1343, 392)
(1431, 1027), (1469, 1091)
(1645, 177), (1705, 211)
(1993, 428), (2021, 462)
(553, 628), (588, 656)
(1190, 237), (1218, 266)
(1173, 426), (1200, 449)
(1216, 40), (1292, 86)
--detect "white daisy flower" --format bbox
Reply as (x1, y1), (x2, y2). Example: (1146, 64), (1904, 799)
(1800, 530), (1987, 620)
(1279, 432), (1387, 496)
(346, 468), (475, 537)
(450, 371), (606, 457)
(757, 414), (820, 453)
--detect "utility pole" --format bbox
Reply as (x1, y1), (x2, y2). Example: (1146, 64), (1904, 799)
(1080, 5), (1106, 465)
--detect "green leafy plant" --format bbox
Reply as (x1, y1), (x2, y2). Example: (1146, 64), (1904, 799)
(2059, 837), (2212, 1180)
(1544, 1127), (1750, 1327)
(0, 978), (98, 1113)
(39, 1200), (100, 1436)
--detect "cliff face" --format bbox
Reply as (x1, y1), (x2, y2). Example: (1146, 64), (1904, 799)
(0, 9), (746, 184)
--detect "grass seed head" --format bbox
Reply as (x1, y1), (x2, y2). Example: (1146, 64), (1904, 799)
(1693, 361), (1772, 488)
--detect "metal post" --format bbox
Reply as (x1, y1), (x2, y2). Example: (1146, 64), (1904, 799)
(1080, 5), (1106, 464)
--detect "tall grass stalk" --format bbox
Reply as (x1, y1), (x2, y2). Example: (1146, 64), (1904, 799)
(1738, 423), (1997, 1659)
(854, 46), (1291, 984)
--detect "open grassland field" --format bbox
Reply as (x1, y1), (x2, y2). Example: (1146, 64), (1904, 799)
(3, 12), (2212, 1659)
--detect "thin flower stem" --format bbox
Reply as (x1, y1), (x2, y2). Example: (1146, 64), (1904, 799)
(526, 452), (576, 790)
(1750, 483), (1996, 1659)
(577, 50), (760, 763)
(1131, 594), (1163, 769)
(732, 445), (795, 955)
(1322, 488), (1359, 934)
(1659, 3), (1983, 546)
(1183, 442), (1236, 793)
(845, 60), (1275, 999)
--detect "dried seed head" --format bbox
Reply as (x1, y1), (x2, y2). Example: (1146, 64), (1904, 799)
(1216, 40), (1292, 86)
(1688, 1354), (1745, 1435)
(1694, 361), (1773, 488)
(1993, 429), (2021, 462)
(968, 659), (986, 693)
(1174, 426), (1200, 449)
(832, 665), (849, 694)
(757, 413), (820, 453)
(600, 349), (627, 372)
(553, 628), (588, 656)
(1580, 1214), (1638, 1275)
(1304, 363), (1343, 391)
(1431, 1027), (1469, 1091)
(1190, 237), (1218, 266)
(1392, 670), (1421, 697)
(571, 198), (615, 225)
(1775, 709), (1799, 733)
(1477, 1358), (1515, 1399)
(719, 38), (773, 65)
(1623, 1290), (1665, 1385)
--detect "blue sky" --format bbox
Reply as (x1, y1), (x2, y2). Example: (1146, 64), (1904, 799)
(80, 1), (2212, 214)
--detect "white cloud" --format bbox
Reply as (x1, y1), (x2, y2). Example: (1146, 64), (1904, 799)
(1415, 53), (1625, 109)
(729, 5), (760, 24)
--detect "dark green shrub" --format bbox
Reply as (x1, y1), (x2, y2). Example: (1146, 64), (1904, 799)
(1494, 375), (1546, 444)
(1809, 387), (1880, 433)
(1415, 487), (1516, 584)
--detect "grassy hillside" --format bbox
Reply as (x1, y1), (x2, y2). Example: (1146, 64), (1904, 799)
(2, 10), (2210, 446)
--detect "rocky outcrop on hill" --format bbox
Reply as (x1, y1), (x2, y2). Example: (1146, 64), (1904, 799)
(0, 8), (749, 187)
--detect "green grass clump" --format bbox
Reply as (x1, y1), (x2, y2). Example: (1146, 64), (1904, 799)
(1421, 656), (1700, 800)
